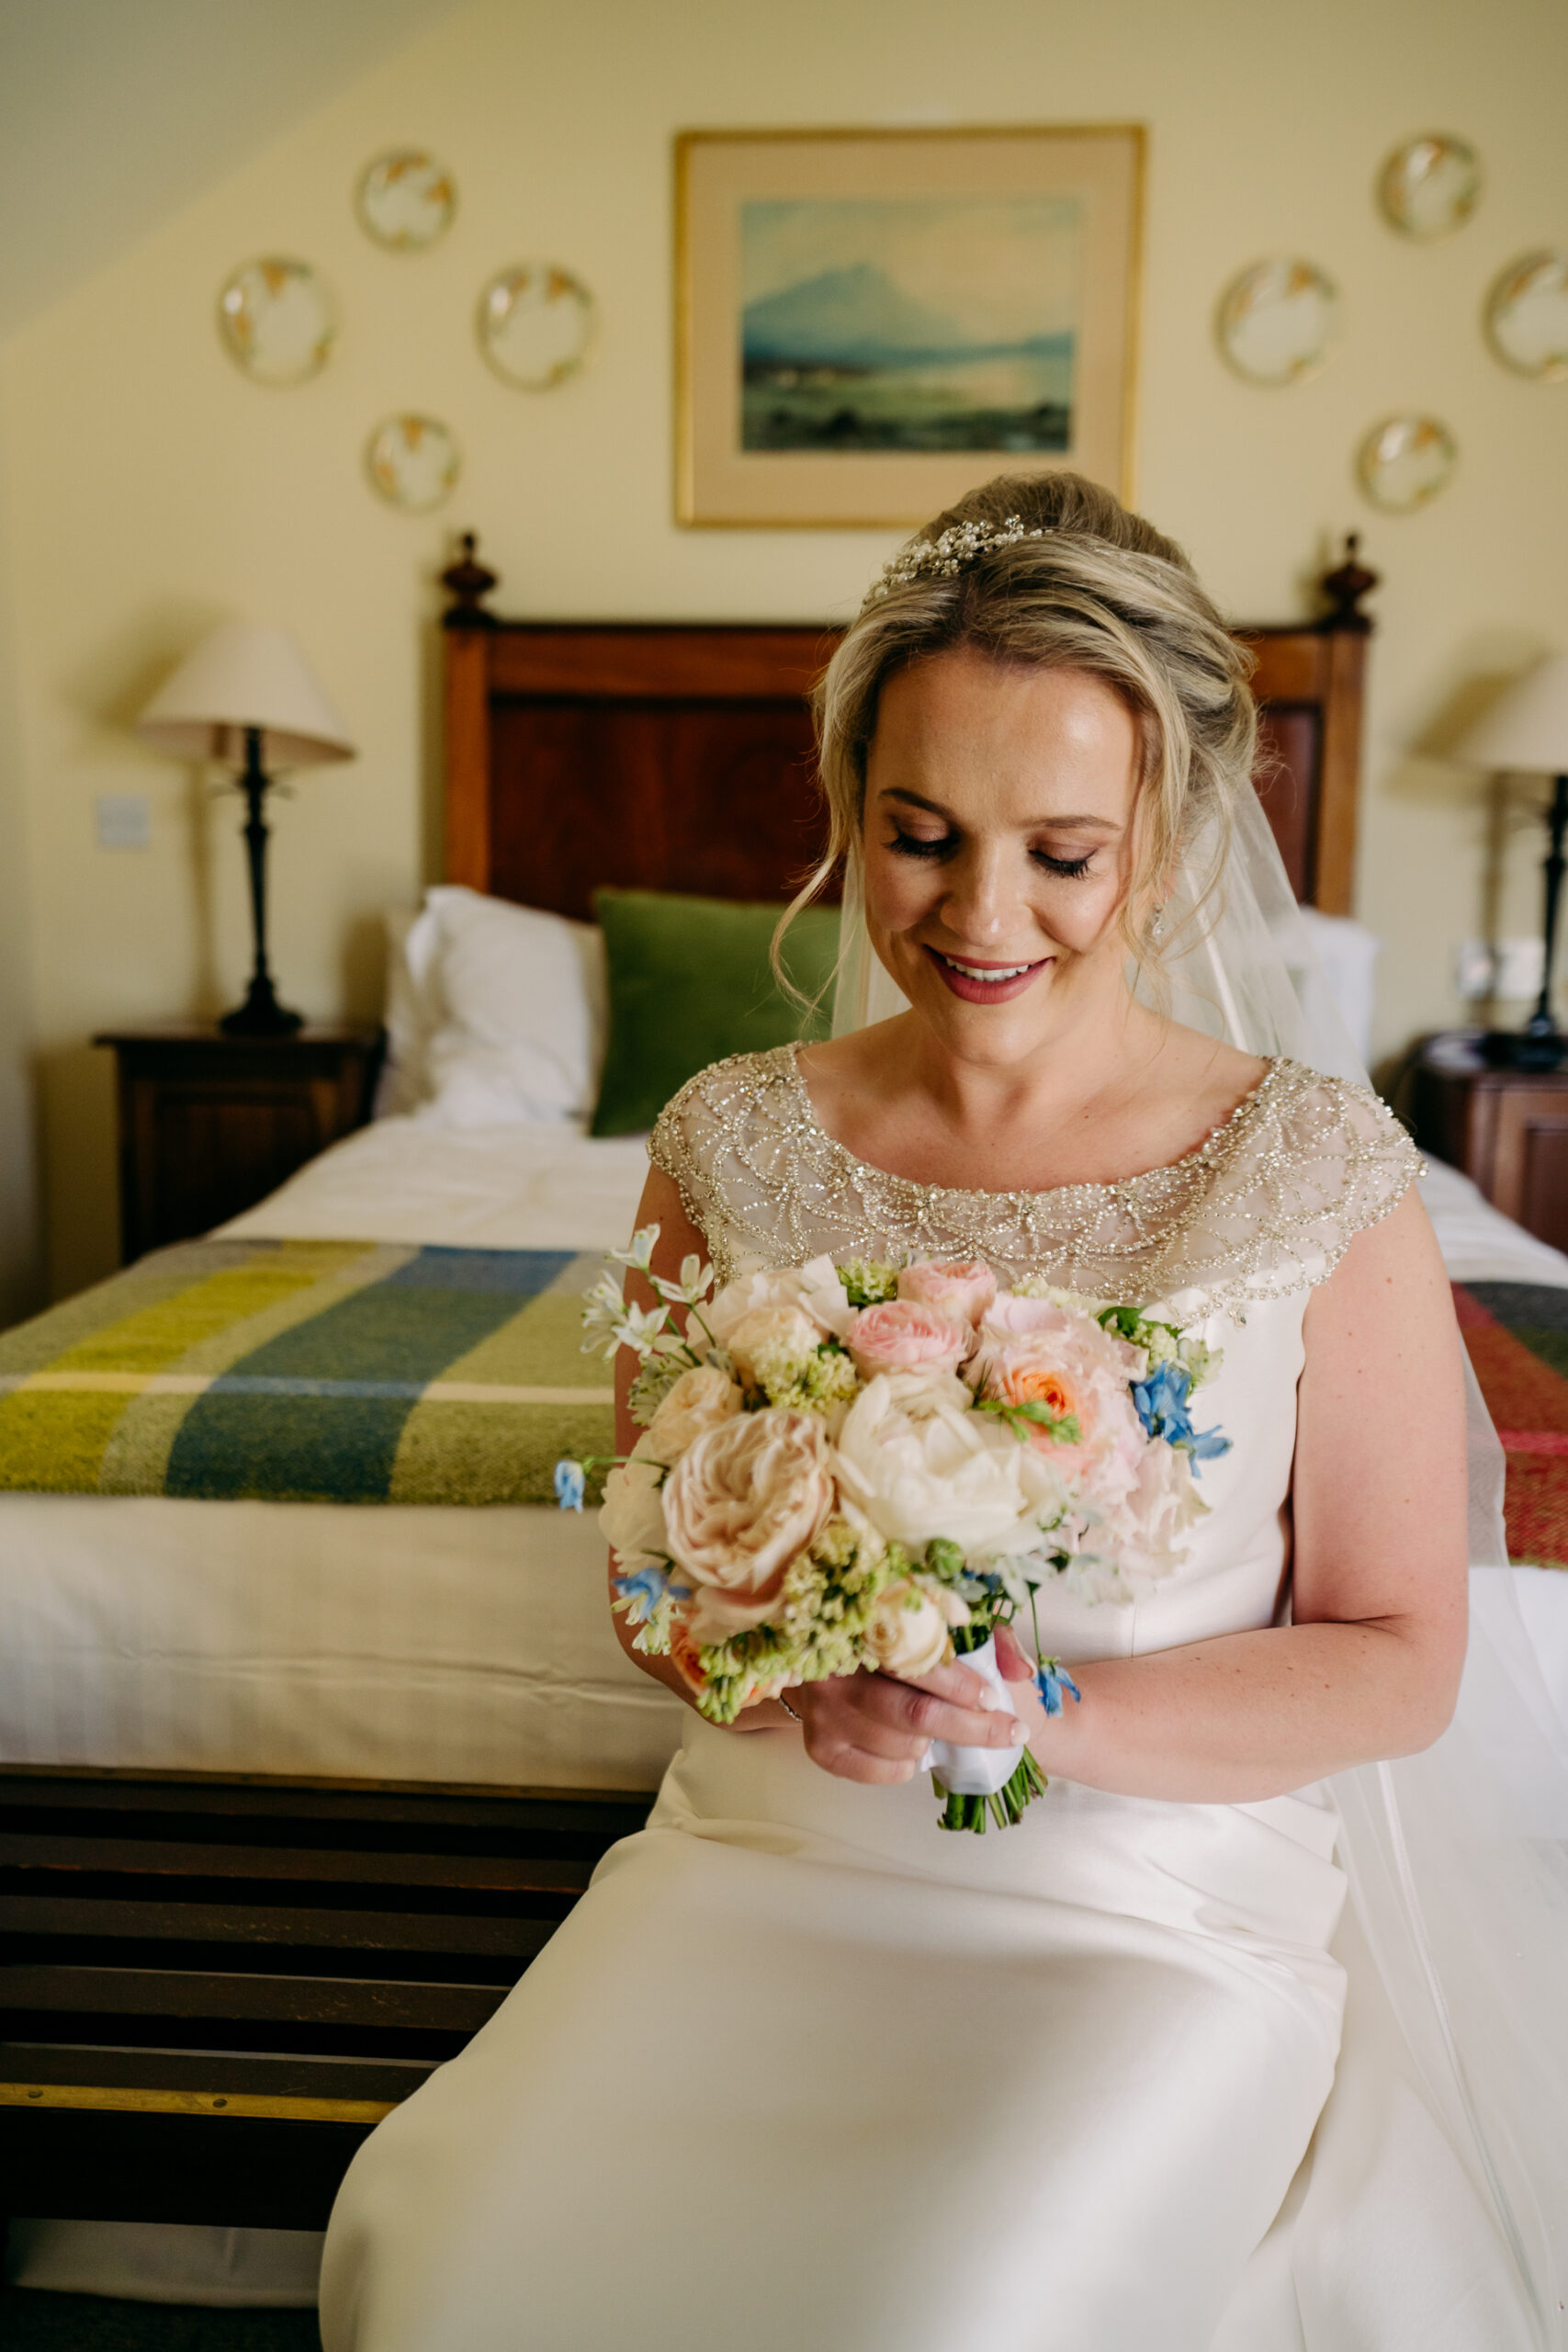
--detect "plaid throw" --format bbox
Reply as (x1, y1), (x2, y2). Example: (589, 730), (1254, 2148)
(1454, 1281), (1568, 1570)
(0, 1238), (614, 1506)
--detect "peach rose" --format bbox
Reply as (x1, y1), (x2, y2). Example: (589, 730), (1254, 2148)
(973, 1306), (1146, 1498)
(897, 1260), (998, 1329)
(846, 1297), (970, 1380)
(638, 1365), (743, 1466)
(661, 1408), (835, 1641)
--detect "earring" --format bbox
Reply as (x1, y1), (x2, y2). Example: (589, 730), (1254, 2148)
(1151, 903), (1167, 939)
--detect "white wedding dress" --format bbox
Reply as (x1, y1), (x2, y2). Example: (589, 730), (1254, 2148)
(320, 1048), (1542, 2352)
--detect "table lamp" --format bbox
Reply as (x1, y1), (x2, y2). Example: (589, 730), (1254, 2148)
(136, 622), (355, 1035)
(1451, 651), (1568, 1069)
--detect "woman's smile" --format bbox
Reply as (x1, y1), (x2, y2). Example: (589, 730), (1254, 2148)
(925, 944), (1054, 1003)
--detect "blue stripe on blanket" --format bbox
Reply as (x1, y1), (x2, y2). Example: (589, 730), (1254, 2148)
(164, 1246), (577, 1503)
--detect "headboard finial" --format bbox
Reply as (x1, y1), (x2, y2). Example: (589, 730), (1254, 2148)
(441, 531), (500, 629)
(1319, 532), (1379, 634)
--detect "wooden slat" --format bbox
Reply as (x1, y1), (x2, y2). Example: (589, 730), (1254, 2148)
(0, 1964), (505, 2033)
(0, 1833), (591, 1894)
(1, 2082), (397, 2125)
(0, 1894), (552, 1958)
(0, 2042), (431, 2105)
(0, 1768), (650, 1836)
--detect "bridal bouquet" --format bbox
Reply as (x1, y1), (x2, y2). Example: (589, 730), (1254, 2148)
(556, 1237), (1228, 1832)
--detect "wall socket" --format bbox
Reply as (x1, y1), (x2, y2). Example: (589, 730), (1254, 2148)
(95, 793), (151, 851)
(1455, 937), (1546, 1001)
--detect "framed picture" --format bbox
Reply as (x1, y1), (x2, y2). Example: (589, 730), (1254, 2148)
(675, 125), (1145, 528)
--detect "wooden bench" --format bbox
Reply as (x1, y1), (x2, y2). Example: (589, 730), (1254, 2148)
(0, 1768), (649, 2233)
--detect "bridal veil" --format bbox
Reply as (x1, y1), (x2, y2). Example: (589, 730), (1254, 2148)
(833, 780), (1568, 2346)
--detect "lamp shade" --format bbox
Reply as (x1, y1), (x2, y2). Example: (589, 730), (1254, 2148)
(135, 621), (355, 768)
(1450, 651), (1568, 775)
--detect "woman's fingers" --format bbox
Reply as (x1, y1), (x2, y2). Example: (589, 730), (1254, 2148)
(993, 1623), (1034, 1683)
(863, 1669), (1024, 1750)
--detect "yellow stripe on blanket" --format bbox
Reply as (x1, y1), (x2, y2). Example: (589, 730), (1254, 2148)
(4, 1372), (613, 1406)
(0, 1240), (398, 1495)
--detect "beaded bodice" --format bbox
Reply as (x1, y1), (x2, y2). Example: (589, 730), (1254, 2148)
(648, 1046), (1422, 1320)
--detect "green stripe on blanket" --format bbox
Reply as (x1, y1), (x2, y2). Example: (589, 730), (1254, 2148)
(0, 1239), (615, 1506)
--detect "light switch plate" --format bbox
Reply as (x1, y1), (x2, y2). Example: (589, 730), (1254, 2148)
(1495, 936), (1546, 1000)
(95, 794), (151, 851)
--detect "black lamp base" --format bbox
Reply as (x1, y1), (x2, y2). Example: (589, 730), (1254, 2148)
(1480, 1025), (1566, 1072)
(220, 975), (304, 1037)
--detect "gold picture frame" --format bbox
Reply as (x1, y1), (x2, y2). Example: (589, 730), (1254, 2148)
(676, 125), (1145, 528)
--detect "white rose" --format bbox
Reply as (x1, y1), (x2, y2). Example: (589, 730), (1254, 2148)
(707, 1255), (858, 1348)
(708, 1268), (818, 1347)
(637, 1365), (742, 1465)
(598, 1457), (669, 1573)
(724, 1306), (823, 1389)
(832, 1372), (1042, 1560)
(863, 1579), (950, 1679)
(661, 1408), (835, 1641)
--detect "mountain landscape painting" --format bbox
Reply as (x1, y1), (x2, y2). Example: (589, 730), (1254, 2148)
(739, 195), (1081, 454)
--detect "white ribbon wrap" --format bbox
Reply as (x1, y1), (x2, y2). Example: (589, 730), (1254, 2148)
(919, 1634), (1021, 1797)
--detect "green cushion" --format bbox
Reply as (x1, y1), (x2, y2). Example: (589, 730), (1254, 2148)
(590, 888), (840, 1136)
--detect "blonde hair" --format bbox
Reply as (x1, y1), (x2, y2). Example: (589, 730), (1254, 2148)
(779, 470), (1258, 993)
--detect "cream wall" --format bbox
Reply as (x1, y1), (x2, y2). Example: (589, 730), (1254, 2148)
(0, 0), (1564, 1301)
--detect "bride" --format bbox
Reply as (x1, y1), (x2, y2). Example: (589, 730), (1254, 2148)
(320, 474), (1553, 2350)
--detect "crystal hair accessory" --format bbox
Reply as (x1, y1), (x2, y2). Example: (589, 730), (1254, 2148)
(863, 516), (1048, 606)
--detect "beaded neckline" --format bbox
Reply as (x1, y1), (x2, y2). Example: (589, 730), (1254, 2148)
(781, 1043), (1283, 1214)
(648, 1045), (1421, 1309)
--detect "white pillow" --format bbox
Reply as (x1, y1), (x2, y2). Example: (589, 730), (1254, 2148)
(375, 906), (434, 1118)
(378, 887), (607, 1127)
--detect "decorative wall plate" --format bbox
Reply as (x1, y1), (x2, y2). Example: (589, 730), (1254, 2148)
(1485, 251), (1568, 379)
(1378, 134), (1482, 238)
(479, 264), (595, 389)
(366, 414), (461, 511)
(356, 150), (457, 250)
(1217, 258), (1340, 385)
(218, 258), (336, 385)
(1357, 414), (1457, 512)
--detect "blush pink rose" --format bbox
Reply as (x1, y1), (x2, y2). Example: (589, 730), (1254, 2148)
(974, 1292), (1060, 1337)
(845, 1297), (970, 1380)
(897, 1260), (998, 1329)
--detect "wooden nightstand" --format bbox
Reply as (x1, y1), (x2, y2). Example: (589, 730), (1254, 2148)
(1408, 1032), (1568, 1254)
(96, 1026), (384, 1264)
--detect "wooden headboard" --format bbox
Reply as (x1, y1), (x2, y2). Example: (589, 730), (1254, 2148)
(440, 535), (1376, 917)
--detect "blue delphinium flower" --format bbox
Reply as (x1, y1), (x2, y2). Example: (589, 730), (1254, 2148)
(553, 1458), (587, 1512)
(1132, 1361), (1232, 1476)
(614, 1565), (670, 1625)
(1034, 1659), (1083, 1716)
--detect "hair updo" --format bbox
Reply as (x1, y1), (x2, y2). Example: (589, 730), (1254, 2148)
(786, 470), (1258, 979)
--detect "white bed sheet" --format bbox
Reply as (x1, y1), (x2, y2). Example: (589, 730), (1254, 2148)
(3, 1125), (1565, 1792)
(0, 1119), (682, 1789)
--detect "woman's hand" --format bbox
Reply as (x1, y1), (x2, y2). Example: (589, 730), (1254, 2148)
(791, 1657), (1030, 1785)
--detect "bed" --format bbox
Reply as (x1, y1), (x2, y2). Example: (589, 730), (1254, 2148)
(5, 535), (1563, 2272)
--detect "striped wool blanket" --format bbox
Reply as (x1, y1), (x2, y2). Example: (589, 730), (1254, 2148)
(0, 1238), (614, 1506)
(1455, 1281), (1568, 1570)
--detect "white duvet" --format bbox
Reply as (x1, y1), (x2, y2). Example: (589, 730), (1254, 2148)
(0, 1118), (682, 1790)
(0, 1122), (1562, 1790)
